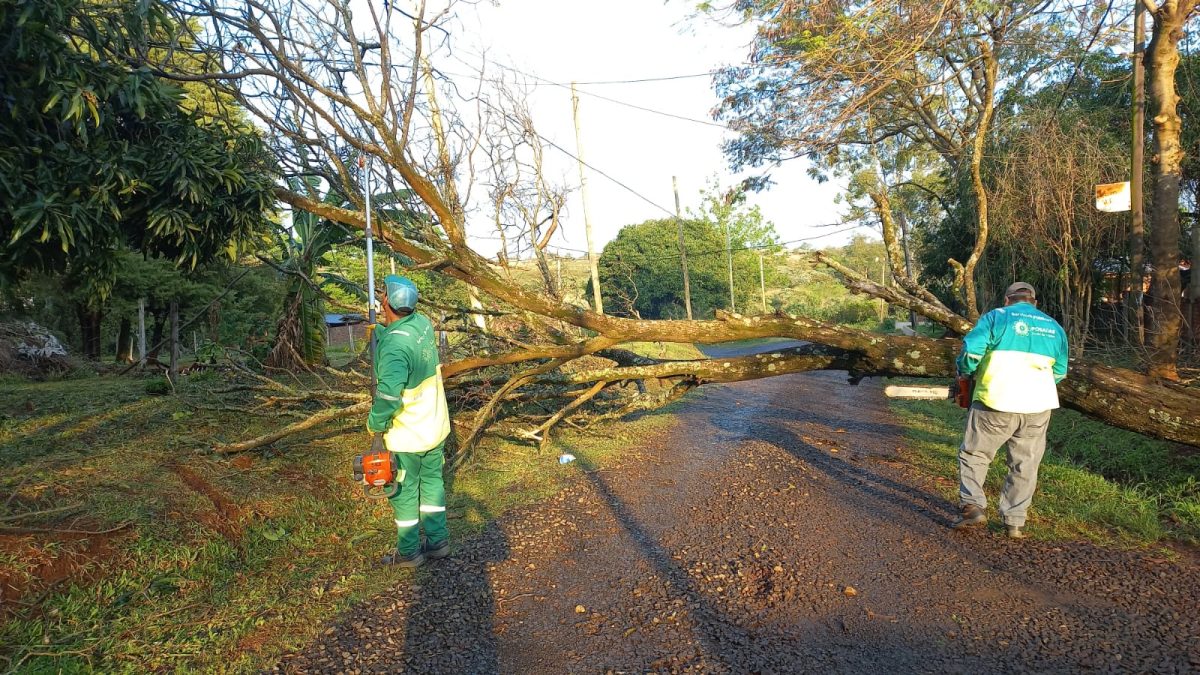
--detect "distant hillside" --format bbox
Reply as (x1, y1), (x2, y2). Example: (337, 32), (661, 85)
(503, 238), (896, 329)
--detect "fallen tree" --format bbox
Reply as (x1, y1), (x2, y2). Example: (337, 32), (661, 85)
(143, 0), (1199, 457)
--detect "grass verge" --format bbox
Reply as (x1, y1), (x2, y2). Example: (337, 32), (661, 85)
(0, 368), (683, 672)
(888, 379), (1200, 547)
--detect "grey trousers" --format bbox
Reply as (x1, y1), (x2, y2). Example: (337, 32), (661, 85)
(958, 402), (1053, 527)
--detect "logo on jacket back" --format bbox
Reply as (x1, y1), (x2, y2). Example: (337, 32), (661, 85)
(1014, 320), (1030, 336)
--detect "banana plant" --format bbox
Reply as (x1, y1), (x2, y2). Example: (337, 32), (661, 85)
(264, 176), (418, 368)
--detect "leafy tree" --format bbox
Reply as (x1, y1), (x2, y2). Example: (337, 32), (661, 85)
(0, 0), (277, 356)
(596, 215), (781, 321)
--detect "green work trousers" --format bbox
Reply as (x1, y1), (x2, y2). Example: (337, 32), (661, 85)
(388, 444), (447, 556)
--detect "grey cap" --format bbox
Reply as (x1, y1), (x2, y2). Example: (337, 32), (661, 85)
(1005, 281), (1036, 299)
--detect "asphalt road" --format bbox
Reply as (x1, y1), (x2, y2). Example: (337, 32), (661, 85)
(271, 353), (1200, 674)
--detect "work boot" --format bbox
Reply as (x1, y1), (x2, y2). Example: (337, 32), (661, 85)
(381, 549), (425, 568)
(1005, 525), (1026, 539)
(950, 504), (987, 529)
(425, 539), (451, 559)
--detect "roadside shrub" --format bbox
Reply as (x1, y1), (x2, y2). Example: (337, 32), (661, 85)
(144, 377), (172, 395)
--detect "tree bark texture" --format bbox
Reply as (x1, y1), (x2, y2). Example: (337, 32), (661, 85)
(75, 304), (102, 360)
(116, 318), (133, 364)
(1145, 1), (1197, 380)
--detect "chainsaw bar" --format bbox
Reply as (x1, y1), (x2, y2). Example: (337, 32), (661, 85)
(883, 384), (952, 400)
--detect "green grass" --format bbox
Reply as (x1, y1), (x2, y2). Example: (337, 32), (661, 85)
(0, 374), (682, 672)
(889, 381), (1200, 547)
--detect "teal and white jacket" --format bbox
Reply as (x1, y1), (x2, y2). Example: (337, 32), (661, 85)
(956, 301), (1068, 414)
(367, 311), (451, 453)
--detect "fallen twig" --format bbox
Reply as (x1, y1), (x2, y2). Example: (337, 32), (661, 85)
(0, 504), (84, 523)
(212, 401), (371, 454)
(0, 521), (133, 535)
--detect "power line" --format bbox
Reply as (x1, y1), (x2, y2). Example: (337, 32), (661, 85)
(569, 72), (721, 85)
(448, 56), (730, 129)
(564, 85), (728, 129)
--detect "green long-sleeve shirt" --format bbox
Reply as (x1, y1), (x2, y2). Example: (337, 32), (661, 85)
(367, 311), (450, 452)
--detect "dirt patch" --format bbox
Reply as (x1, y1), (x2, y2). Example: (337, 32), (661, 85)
(169, 465), (245, 542)
(277, 463), (337, 496)
(236, 622), (276, 654)
(0, 528), (127, 609)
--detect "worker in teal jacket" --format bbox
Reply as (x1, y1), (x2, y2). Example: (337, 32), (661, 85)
(368, 275), (452, 567)
(951, 282), (1069, 538)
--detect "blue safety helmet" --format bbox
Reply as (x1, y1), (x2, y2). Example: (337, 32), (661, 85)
(383, 275), (419, 311)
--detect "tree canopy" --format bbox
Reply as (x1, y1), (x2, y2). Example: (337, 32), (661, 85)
(0, 0), (277, 303)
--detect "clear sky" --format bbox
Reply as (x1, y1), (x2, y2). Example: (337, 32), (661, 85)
(448, 0), (868, 259)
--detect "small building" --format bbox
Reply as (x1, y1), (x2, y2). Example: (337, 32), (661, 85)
(325, 313), (369, 349)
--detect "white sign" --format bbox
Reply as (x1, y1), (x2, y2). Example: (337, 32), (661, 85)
(1095, 181), (1131, 212)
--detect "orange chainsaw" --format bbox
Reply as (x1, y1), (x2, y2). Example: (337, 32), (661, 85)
(353, 434), (399, 499)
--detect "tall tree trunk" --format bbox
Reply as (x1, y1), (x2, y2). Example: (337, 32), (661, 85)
(147, 312), (166, 361)
(116, 318), (133, 363)
(534, 246), (561, 301)
(1145, 1), (1197, 380)
(75, 303), (103, 360)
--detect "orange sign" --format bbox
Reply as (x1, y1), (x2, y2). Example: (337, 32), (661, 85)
(1095, 182), (1131, 212)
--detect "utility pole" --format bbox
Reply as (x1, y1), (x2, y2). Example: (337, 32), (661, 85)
(725, 219), (736, 313)
(571, 82), (603, 314)
(673, 176), (694, 320)
(758, 252), (767, 314)
(1130, 1), (1146, 346)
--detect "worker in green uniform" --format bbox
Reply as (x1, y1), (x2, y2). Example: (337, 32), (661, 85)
(367, 275), (452, 567)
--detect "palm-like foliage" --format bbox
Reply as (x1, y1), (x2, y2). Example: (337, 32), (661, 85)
(265, 178), (418, 368)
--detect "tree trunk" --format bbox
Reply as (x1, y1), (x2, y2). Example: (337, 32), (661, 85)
(274, 177), (1200, 449)
(1145, 3), (1195, 380)
(75, 303), (102, 360)
(147, 312), (166, 361)
(116, 318), (133, 364)
(534, 246), (561, 301)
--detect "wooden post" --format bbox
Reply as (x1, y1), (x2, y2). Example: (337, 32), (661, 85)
(896, 211), (918, 328)
(1129, 0), (1146, 346)
(137, 298), (146, 366)
(725, 219), (736, 313)
(674, 176), (694, 320)
(468, 287), (488, 333)
(348, 324), (356, 354)
(169, 300), (180, 380)
(571, 82), (604, 314)
(880, 258), (888, 322)
(758, 252), (767, 314)
(1190, 220), (1200, 341)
